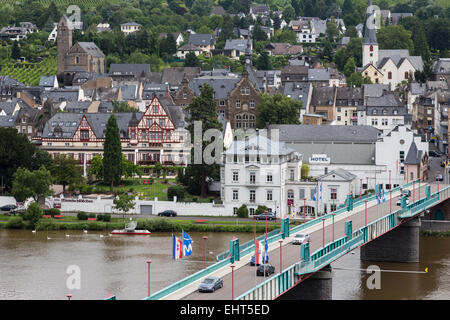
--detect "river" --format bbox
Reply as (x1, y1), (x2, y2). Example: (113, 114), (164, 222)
(0, 230), (449, 300)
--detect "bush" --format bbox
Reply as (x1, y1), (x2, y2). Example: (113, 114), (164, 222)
(77, 211), (88, 220)
(7, 216), (24, 229)
(88, 213), (96, 218)
(167, 186), (185, 201)
(23, 202), (43, 228)
(237, 204), (248, 218)
(255, 205), (269, 215)
(97, 214), (104, 221)
(103, 214), (111, 222)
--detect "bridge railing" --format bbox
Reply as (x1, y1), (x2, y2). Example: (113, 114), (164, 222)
(143, 256), (231, 300)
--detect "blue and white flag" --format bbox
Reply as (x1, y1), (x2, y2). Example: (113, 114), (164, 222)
(264, 239), (269, 263)
(382, 187), (386, 203)
(182, 230), (192, 257)
(320, 183), (322, 200)
(312, 187), (317, 201)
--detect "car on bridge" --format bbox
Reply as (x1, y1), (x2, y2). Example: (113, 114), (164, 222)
(436, 174), (444, 181)
(255, 212), (276, 220)
(257, 264), (275, 276)
(396, 198), (410, 206)
(157, 210), (177, 217)
(401, 189), (411, 198)
(198, 276), (223, 293)
(250, 255), (269, 266)
(292, 233), (310, 245)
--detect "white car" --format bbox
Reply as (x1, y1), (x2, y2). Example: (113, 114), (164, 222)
(292, 233), (310, 245)
(396, 198), (410, 206)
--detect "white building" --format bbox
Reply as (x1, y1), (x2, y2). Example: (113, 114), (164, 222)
(120, 22), (141, 36)
(221, 132), (303, 217)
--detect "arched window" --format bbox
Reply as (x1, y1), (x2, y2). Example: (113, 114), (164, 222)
(404, 71), (409, 80)
(369, 45), (373, 52)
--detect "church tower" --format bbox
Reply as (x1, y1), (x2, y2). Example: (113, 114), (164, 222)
(362, 0), (379, 67)
(57, 15), (72, 80)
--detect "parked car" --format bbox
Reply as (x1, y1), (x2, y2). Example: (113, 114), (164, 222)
(198, 276), (223, 293)
(0, 204), (17, 212)
(436, 174), (444, 181)
(157, 210), (177, 217)
(396, 198), (410, 206)
(255, 212), (276, 220)
(429, 150), (442, 157)
(292, 233), (310, 245)
(250, 254), (269, 266)
(256, 264), (275, 276)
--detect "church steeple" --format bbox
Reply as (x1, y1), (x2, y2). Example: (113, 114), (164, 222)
(362, 0), (379, 67)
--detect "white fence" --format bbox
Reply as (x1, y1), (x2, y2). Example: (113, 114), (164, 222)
(49, 195), (232, 216)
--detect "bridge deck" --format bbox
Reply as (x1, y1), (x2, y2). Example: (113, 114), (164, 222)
(150, 183), (447, 300)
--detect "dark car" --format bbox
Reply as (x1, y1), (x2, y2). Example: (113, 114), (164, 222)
(0, 204), (17, 212)
(400, 189), (411, 198)
(256, 264), (275, 276)
(429, 150), (442, 157)
(157, 210), (177, 217)
(250, 254), (269, 266)
(198, 276), (223, 293)
(436, 174), (444, 181)
(255, 212), (276, 221)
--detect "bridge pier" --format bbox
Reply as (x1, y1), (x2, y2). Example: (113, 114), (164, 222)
(277, 265), (333, 300)
(361, 217), (421, 263)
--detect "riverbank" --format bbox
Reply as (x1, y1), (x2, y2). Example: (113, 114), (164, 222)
(0, 216), (287, 233)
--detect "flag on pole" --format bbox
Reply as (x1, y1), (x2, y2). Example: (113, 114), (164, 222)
(312, 187), (317, 201)
(255, 239), (262, 265)
(182, 230), (192, 257)
(382, 187), (386, 203)
(320, 183), (322, 200)
(264, 239), (269, 263)
(172, 234), (183, 260)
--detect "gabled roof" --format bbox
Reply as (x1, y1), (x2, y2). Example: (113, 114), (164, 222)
(224, 39), (251, 52)
(318, 168), (356, 181)
(404, 141), (422, 165)
(109, 64), (151, 77)
(73, 42), (105, 58)
(39, 75), (57, 87)
(224, 133), (296, 156)
(189, 34), (214, 46)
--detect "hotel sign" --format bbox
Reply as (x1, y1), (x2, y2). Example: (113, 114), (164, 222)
(309, 154), (330, 164)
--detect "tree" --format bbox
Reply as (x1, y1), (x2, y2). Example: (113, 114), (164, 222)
(256, 93), (302, 128)
(191, 0), (213, 16)
(252, 24), (268, 41)
(282, 5), (296, 24)
(88, 155), (103, 181)
(11, 41), (20, 60)
(256, 51), (272, 70)
(237, 204), (248, 218)
(326, 17), (340, 43)
(159, 33), (177, 58)
(301, 163), (310, 180)
(113, 192), (136, 219)
(167, 186), (186, 201)
(184, 51), (200, 67)
(184, 84), (223, 198)
(103, 114), (123, 191)
(51, 154), (83, 193)
(377, 25), (414, 53)
(346, 72), (372, 87)
(343, 57), (356, 78)
(122, 155), (142, 179)
(23, 202), (42, 229)
(31, 149), (53, 171)
(273, 15), (281, 30)
(12, 166), (53, 202)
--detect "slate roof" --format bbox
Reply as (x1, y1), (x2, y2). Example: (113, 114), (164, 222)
(161, 67), (201, 87)
(41, 89), (79, 102)
(76, 42), (105, 58)
(318, 168), (357, 181)
(224, 39), (251, 52)
(225, 133), (296, 156)
(189, 75), (241, 100)
(432, 58), (450, 75)
(283, 82), (310, 107)
(39, 75), (57, 87)
(377, 50), (423, 71)
(310, 86), (336, 106)
(109, 64), (151, 77)
(404, 141), (422, 165)
(188, 34), (215, 46)
(362, 84), (390, 97)
(267, 43), (303, 55)
(409, 82), (427, 96)
(308, 68), (329, 82)
(178, 43), (201, 51)
(267, 125), (381, 164)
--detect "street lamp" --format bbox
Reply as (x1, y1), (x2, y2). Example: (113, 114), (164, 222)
(389, 170), (392, 214)
(303, 198), (306, 223)
(365, 200), (368, 226)
(230, 265), (235, 300)
(146, 259), (152, 297)
(202, 236), (208, 269)
(360, 179), (363, 201)
(322, 218), (325, 247)
(278, 240), (283, 272)
(66, 294), (72, 301)
(332, 213), (335, 242)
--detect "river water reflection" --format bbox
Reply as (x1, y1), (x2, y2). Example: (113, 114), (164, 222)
(0, 230), (449, 300)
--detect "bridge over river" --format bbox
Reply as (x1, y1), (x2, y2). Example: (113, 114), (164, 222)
(141, 180), (450, 301)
